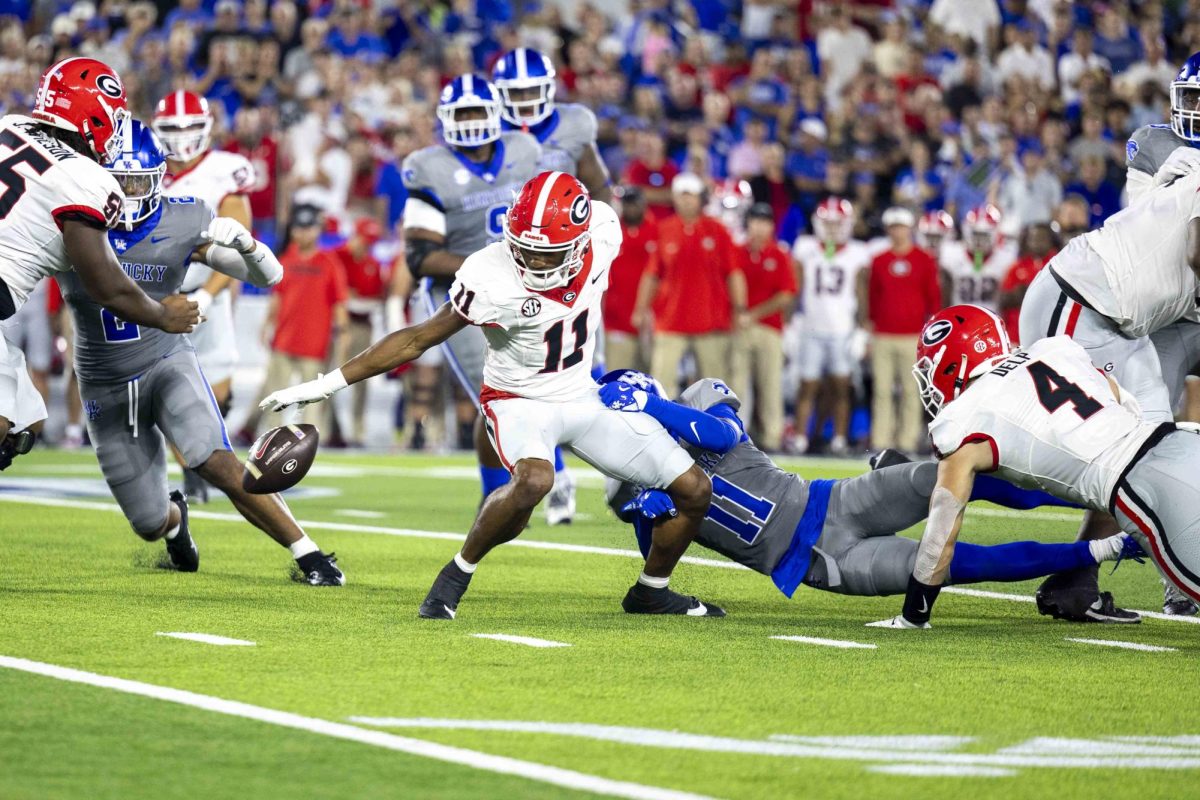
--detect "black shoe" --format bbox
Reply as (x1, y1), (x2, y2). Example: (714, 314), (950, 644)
(869, 448), (912, 471)
(296, 551), (345, 586)
(164, 490), (199, 572)
(1035, 564), (1099, 621)
(1083, 591), (1141, 624)
(418, 559), (474, 619)
(182, 467), (209, 504)
(1164, 583), (1199, 616)
(621, 582), (726, 617)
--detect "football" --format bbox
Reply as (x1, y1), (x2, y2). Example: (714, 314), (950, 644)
(242, 424), (319, 494)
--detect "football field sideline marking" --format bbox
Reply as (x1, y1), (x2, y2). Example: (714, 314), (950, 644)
(1065, 637), (1178, 653)
(4, 492), (1198, 626)
(471, 633), (572, 648)
(0, 655), (716, 800)
(155, 632), (256, 647)
(769, 635), (877, 649)
(867, 764), (1015, 777)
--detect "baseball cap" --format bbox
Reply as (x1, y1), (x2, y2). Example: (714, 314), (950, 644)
(290, 204), (323, 229)
(746, 202), (774, 221)
(882, 207), (915, 228)
(671, 172), (705, 195)
(354, 217), (383, 243)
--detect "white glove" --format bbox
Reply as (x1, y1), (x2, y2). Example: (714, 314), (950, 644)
(1177, 421), (1200, 434)
(259, 369), (348, 412)
(1153, 146), (1200, 187)
(202, 217), (256, 253)
(865, 615), (931, 630)
(187, 288), (213, 320)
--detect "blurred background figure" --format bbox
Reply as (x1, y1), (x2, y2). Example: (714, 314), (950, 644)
(603, 187), (656, 374)
(331, 217), (385, 445)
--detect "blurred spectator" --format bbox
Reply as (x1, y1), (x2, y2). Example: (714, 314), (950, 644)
(333, 218), (386, 444)
(727, 115), (768, 180)
(747, 143), (795, 226)
(225, 106), (281, 242)
(1059, 29), (1112, 106)
(997, 142), (1062, 232)
(374, 125), (416, 235)
(732, 203), (797, 452)
(604, 187), (657, 372)
(859, 208), (941, 454)
(997, 20), (1055, 92)
(929, 0), (1001, 55)
(622, 128), (679, 219)
(1065, 155), (1122, 227)
(1117, 36), (1175, 100)
(1093, 6), (1142, 74)
(1067, 111), (1115, 166)
(817, 6), (872, 109)
(873, 14), (911, 79)
(893, 139), (946, 213)
(1054, 194), (1093, 244)
(636, 173), (747, 394)
(1000, 223), (1058, 342)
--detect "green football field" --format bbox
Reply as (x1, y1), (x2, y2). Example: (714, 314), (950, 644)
(1, 448), (1198, 800)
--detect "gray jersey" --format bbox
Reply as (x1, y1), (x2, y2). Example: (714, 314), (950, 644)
(57, 197), (214, 384)
(533, 104), (599, 175)
(401, 132), (542, 269)
(608, 379), (810, 576)
(1126, 124), (1187, 178)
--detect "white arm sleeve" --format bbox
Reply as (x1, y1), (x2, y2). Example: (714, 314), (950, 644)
(402, 198), (447, 235)
(912, 487), (967, 585)
(205, 242), (284, 288)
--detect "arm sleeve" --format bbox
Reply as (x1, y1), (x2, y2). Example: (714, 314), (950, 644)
(205, 242), (283, 287)
(641, 395), (741, 453)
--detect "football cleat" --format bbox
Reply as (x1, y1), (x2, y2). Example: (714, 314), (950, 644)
(621, 583), (726, 617)
(866, 615), (931, 629)
(164, 490), (199, 572)
(869, 448), (912, 471)
(1163, 582), (1199, 616)
(1035, 564), (1100, 621)
(1083, 592), (1141, 624)
(418, 558), (474, 619)
(544, 469), (576, 526)
(296, 551), (344, 586)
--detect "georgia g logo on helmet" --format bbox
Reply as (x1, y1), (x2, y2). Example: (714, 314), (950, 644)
(96, 73), (123, 98)
(569, 193), (591, 226)
(921, 319), (953, 347)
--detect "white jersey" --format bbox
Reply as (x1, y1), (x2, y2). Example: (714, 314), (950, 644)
(0, 114), (122, 311)
(929, 336), (1162, 510)
(940, 240), (1016, 312)
(1055, 171), (1200, 338)
(792, 236), (870, 336)
(450, 200), (622, 402)
(162, 149), (255, 293)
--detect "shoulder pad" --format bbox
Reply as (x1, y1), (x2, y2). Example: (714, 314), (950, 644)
(678, 378), (741, 412)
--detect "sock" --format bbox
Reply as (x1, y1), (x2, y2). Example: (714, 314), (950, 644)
(970, 474), (1081, 510)
(289, 535), (319, 559)
(553, 447), (566, 473)
(637, 572), (669, 589)
(480, 466), (510, 497)
(948, 540), (1095, 585)
(454, 552), (478, 574)
(164, 524), (180, 541)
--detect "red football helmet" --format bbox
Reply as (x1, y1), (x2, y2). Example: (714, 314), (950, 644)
(31, 57), (130, 165)
(963, 204), (1002, 254)
(814, 197), (854, 245)
(504, 171), (592, 290)
(917, 209), (955, 251)
(913, 304), (1013, 416)
(152, 90), (214, 162)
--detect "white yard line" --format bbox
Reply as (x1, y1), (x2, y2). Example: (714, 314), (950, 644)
(471, 634), (572, 649)
(1065, 638), (1178, 653)
(0, 655), (715, 800)
(769, 635), (877, 650)
(867, 764), (1015, 777)
(155, 632), (255, 647)
(335, 509), (386, 519)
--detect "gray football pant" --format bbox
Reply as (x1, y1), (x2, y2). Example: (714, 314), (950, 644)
(79, 347), (231, 534)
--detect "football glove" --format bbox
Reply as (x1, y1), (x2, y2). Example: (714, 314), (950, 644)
(600, 381), (651, 412)
(1153, 146), (1200, 187)
(260, 369), (347, 412)
(202, 217), (256, 254)
(621, 489), (678, 521)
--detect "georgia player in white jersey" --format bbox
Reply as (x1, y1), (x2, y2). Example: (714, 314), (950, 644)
(152, 90), (256, 410)
(0, 58), (198, 466)
(939, 205), (1017, 312)
(871, 305), (1200, 629)
(791, 197), (871, 454)
(261, 171), (722, 619)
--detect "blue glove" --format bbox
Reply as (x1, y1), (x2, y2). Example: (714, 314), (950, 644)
(621, 489), (678, 520)
(600, 381), (651, 412)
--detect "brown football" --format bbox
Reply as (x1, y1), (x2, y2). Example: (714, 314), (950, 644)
(242, 424), (319, 494)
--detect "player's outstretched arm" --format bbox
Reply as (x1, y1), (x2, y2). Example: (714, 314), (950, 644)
(64, 220), (199, 333)
(200, 218), (284, 289)
(600, 383), (742, 453)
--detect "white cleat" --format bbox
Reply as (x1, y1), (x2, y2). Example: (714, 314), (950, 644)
(866, 615), (931, 629)
(545, 469), (576, 526)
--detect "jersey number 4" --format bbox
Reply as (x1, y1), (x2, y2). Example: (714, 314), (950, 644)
(539, 310), (589, 373)
(0, 130), (51, 219)
(1028, 361), (1102, 419)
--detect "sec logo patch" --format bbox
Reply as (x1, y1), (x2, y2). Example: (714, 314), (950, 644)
(521, 298), (542, 317)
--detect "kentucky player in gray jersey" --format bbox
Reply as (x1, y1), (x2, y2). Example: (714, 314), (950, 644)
(493, 48), (612, 203)
(55, 121), (342, 585)
(600, 371), (1132, 601)
(402, 75), (549, 513)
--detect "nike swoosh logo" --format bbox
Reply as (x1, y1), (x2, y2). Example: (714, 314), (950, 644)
(689, 421), (701, 440)
(686, 602), (708, 616)
(591, 273), (603, 284)
(150, 236), (169, 243)
(919, 598), (928, 614)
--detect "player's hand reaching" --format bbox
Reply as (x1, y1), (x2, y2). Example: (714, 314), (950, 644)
(621, 489), (678, 521)
(202, 217), (256, 254)
(600, 381), (651, 412)
(1154, 146), (1200, 187)
(159, 294), (200, 333)
(260, 370), (348, 412)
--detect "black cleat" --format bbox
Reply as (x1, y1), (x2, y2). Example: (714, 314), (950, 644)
(164, 490), (199, 572)
(182, 467), (210, 504)
(296, 551), (345, 586)
(621, 582), (726, 617)
(1163, 583), (1199, 616)
(869, 448), (912, 471)
(418, 559), (474, 619)
(1036, 565), (1139, 622)
(1082, 591), (1141, 624)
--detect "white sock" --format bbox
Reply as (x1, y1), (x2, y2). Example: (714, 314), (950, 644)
(289, 535), (320, 560)
(454, 552), (478, 574)
(638, 572), (669, 589)
(164, 524), (180, 541)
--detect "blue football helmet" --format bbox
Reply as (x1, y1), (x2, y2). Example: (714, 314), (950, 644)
(108, 118), (167, 228)
(1171, 52), (1200, 142)
(492, 48), (557, 127)
(597, 369), (665, 398)
(437, 74), (502, 148)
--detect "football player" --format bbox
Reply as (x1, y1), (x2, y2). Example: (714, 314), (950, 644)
(1124, 52), (1200, 203)
(601, 370), (1131, 601)
(939, 205), (1016, 313)
(153, 90), (257, 501)
(1, 58), (199, 468)
(792, 197), (870, 455)
(262, 171), (725, 618)
(56, 121), (341, 585)
(873, 305), (1200, 629)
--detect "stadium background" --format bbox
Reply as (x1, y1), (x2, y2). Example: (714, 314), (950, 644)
(0, 0), (1179, 452)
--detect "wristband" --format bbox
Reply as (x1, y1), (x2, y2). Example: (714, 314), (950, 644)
(901, 574), (941, 626)
(318, 369), (349, 396)
(189, 289), (214, 317)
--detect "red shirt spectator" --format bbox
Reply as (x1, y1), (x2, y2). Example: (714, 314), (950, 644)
(868, 244), (941, 334)
(273, 244), (348, 360)
(652, 213), (739, 334)
(604, 214), (658, 336)
(332, 218), (387, 311)
(735, 237), (797, 331)
(622, 130), (679, 219)
(225, 123), (279, 224)
(1002, 248), (1057, 342)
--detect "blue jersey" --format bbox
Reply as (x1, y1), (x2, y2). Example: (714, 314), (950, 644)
(504, 103), (598, 176)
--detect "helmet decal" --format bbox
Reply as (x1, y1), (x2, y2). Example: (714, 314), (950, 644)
(96, 74), (123, 98)
(569, 193), (591, 225)
(921, 319), (953, 347)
